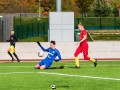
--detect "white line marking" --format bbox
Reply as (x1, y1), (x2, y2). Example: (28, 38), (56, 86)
(0, 71), (120, 81)
(0, 64), (120, 68)
(0, 72), (34, 74)
(0, 66), (32, 68)
(39, 72), (120, 81)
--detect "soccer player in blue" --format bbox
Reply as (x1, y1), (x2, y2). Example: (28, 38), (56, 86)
(35, 41), (63, 70)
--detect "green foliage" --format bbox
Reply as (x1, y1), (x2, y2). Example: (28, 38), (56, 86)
(91, 34), (120, 40)
(0, 0), (117, 17)
(41, 0), (55, 7)
(14, 17), (120, 41)
(14, 17), (49, 40)
(75, 0), (93, 16)
(93, 0), (111, 17)
(112, 7), (119, 17)
(20, 35), (48, 42)
(75, 17), (120, 27)
(40, 0), (55, 16)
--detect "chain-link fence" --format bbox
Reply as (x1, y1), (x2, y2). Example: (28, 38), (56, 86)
(14, 15), (48, 40)
(75, 17), (120, 30)
(14, 16), (120, 41)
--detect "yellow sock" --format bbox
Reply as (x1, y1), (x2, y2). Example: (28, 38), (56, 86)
(75, 57), (79, 67)
(90, 57), (95, 62)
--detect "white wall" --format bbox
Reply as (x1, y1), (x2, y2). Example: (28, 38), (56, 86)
(0, 41), (120, 60)
(49, 12), (74, 42)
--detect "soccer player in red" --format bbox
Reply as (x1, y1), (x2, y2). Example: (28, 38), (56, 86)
(74, 23), (97, 68)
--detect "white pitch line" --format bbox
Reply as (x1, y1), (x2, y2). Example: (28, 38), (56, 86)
(0, 66), (32, 68)
(39, 72), (120, 81)
(0, 64), (120, 68)
(0, 71), (120, 81)
(0, 72), (34, 75)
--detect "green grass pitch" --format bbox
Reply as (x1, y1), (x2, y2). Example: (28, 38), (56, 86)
(0, 61), (120, 90)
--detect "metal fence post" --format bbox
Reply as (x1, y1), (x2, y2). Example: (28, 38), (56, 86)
(114, 16), (116, 30)
(43, 22), (46, 35)
(38, 22), (40, 36)
(27, 24), (29, 38)
(32, 22), (34, 37)
(100, 17), (101, 30)
(77, 18), (79, 24)
(19, 13), (23, 39)
(21, 21), (23, 39)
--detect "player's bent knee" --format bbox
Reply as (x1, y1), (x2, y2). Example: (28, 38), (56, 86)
(40, 67), (45, 70)
(40, 68), (45, 70)
(40, 65), (46, 70)
(35, 64), (40, 68)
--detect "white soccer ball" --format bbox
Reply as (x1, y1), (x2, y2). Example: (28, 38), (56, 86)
(38, 51), (44, 57)
(51, 84), (56, 89)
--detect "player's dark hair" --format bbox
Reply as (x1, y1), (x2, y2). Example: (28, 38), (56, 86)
(50, 40), (56, 45)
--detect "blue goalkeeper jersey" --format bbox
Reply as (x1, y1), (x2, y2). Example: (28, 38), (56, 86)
(39, 44), (62, 63)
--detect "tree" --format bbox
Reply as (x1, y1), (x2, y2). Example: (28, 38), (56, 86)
(75, 0), (94, 17)
(109, 0), (120, 7)
(112, 7), (119, 17)
(18, 0), (37, 13)
(62, 0), (72, 11)
(0, 0), (38, 13)
(40, 0), (55, 16)
(92, 0), (111, 17)
(0, 0), (11, 13)
(39, 0), (81, 16)
(6, 0), (20, 13)
(108, 0), (120, 17)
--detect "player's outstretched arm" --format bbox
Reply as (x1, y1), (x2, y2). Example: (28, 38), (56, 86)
(36, 41), (49, 52)
(36, 41), (41, 46)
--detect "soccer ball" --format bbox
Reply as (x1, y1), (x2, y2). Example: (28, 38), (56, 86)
(38, 51), (44, 57)
(51, 84), (56, 89)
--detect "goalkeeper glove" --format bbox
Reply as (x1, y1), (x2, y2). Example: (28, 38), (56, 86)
(36, 41), (41, 46)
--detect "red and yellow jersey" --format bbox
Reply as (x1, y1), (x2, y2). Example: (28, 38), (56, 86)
(79, 30), (88, 45)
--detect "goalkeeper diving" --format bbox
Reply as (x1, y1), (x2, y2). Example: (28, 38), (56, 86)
(35, 40), (64, 70)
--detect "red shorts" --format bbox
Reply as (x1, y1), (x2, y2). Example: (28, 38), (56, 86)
(74, 43), (90, 60)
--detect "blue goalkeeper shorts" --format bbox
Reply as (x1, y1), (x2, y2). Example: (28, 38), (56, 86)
(38, 59), (52, 68)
